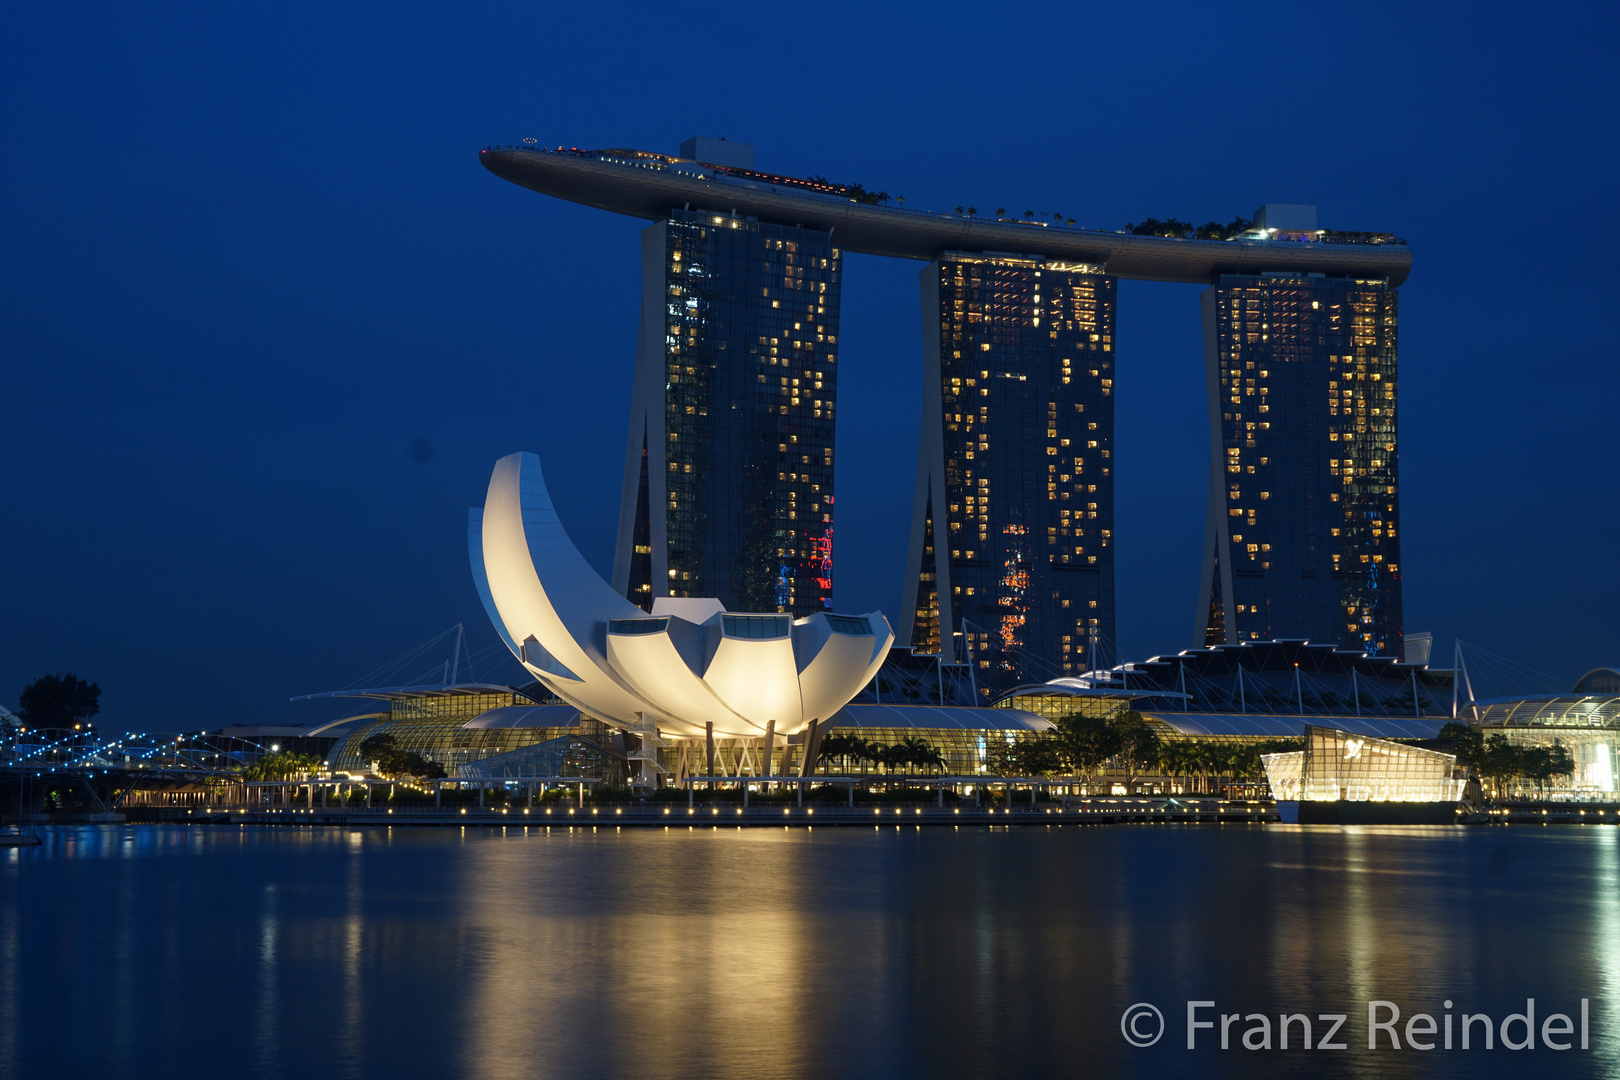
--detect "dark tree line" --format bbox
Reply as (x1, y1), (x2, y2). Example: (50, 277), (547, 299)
(817, 733), (946, 774)
(359, 733), (447, 780)
(16, 673), (101, 732)
(1439, 722), (1574, 798)
(1124, 216), (1253, 240)
(983, 709), (1299, 795)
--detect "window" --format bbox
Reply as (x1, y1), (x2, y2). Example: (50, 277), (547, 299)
(722, 615), (790, 639)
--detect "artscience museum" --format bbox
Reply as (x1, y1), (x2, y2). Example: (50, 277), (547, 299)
(469, 451), (894, 784)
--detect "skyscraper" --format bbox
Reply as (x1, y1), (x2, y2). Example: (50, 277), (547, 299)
(611, 209), (842, 617)
(480, 144), (1412, 671)
(903, 253), (1117, 686)
(1196, 271), (1402, 655)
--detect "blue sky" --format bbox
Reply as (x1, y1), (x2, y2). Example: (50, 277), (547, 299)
(3, 0), (1615, 730)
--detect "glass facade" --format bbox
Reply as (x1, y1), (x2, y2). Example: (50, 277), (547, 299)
(329, 716), (578, 775)
(659, 707), (1050, 781)
(620, 210), (841, 617)
(1262, 725), (1463, 802)
(1200, 274), (1403, 655)
(994, 690), (1135, 723)
(907, 254), (1116, 688)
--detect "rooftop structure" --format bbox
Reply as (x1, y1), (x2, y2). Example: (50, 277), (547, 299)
(481, 138), (1414, 685)
(479, 145), (1412, 286)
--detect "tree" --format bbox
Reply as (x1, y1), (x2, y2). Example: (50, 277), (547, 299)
(821, 733), (873, 774)
(848, 736), (878, 775)
(1542, 742), (1576, 789)
(1438, 722), (1484, 760)
(1110, 711), (1162, 795)
(360, 733), (399, 762)
(17, 673), (101, 732)
(359, 732), (446, 780)
(1021, 736), (1064, 777)
(1191, 741), (1231, 795)
(1475, 735), (1522, 799)
(985, 737), (1024, 778)
(844, 182), (890, 206)
(896, 735), (939, 775)
(1159, 740), (1194, 793)
(1052, 711), (1120, 791)
(242, 750), (322, 781)
(1523, 741), (1574, 795)
(966, 207), (978, 217)
(1125, 217), (1194, 238)
(817, 733), (851, 772)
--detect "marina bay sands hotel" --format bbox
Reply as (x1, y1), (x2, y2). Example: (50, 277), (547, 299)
(480, 137), (1412, 688)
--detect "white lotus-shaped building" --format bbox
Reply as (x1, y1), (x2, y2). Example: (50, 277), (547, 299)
(469, 452), (892, 741)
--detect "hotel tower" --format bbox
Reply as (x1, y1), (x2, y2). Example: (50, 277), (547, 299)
(609, 199), (842, 618)
(480, 146), (1412, 665)
(903, 254), (1117, 685)
(1196, 205), (1403, 655)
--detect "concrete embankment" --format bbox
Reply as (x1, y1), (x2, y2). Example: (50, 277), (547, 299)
(166, 801), (1281, 828)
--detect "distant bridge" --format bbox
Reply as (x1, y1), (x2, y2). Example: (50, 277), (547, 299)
(0, 729), (270, 819)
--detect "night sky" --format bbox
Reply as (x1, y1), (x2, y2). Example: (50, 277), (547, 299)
(4, 2), (1615, 732)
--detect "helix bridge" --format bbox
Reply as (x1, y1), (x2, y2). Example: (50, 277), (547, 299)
(1, 728), (272, 815)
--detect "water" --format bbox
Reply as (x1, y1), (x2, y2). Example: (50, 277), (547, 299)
(2, 824), (1617, 1080)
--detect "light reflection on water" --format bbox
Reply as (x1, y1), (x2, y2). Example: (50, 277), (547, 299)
(1, 824), (1616, 1080)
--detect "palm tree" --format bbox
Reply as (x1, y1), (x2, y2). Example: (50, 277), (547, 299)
(817, 733), (851, 773)
(1189, 742), (1218, 794)
(898, 735), (930, 775)
(1200, 743), (1235, 796)
(954, 205), (965, 216)
(855, 737), (880, 776)
(966, 207), (978, 217)
(995, 208), (1006, 220)
(1023, 210), (1035, 220)
(1160, 741), (1192, 794)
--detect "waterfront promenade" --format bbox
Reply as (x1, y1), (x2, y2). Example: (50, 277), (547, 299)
(144, 797), (1280, 828)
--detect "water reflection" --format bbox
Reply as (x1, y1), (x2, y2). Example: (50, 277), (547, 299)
(0, 823), (1614, 1080)
(1594, 830), (1619, 1068)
